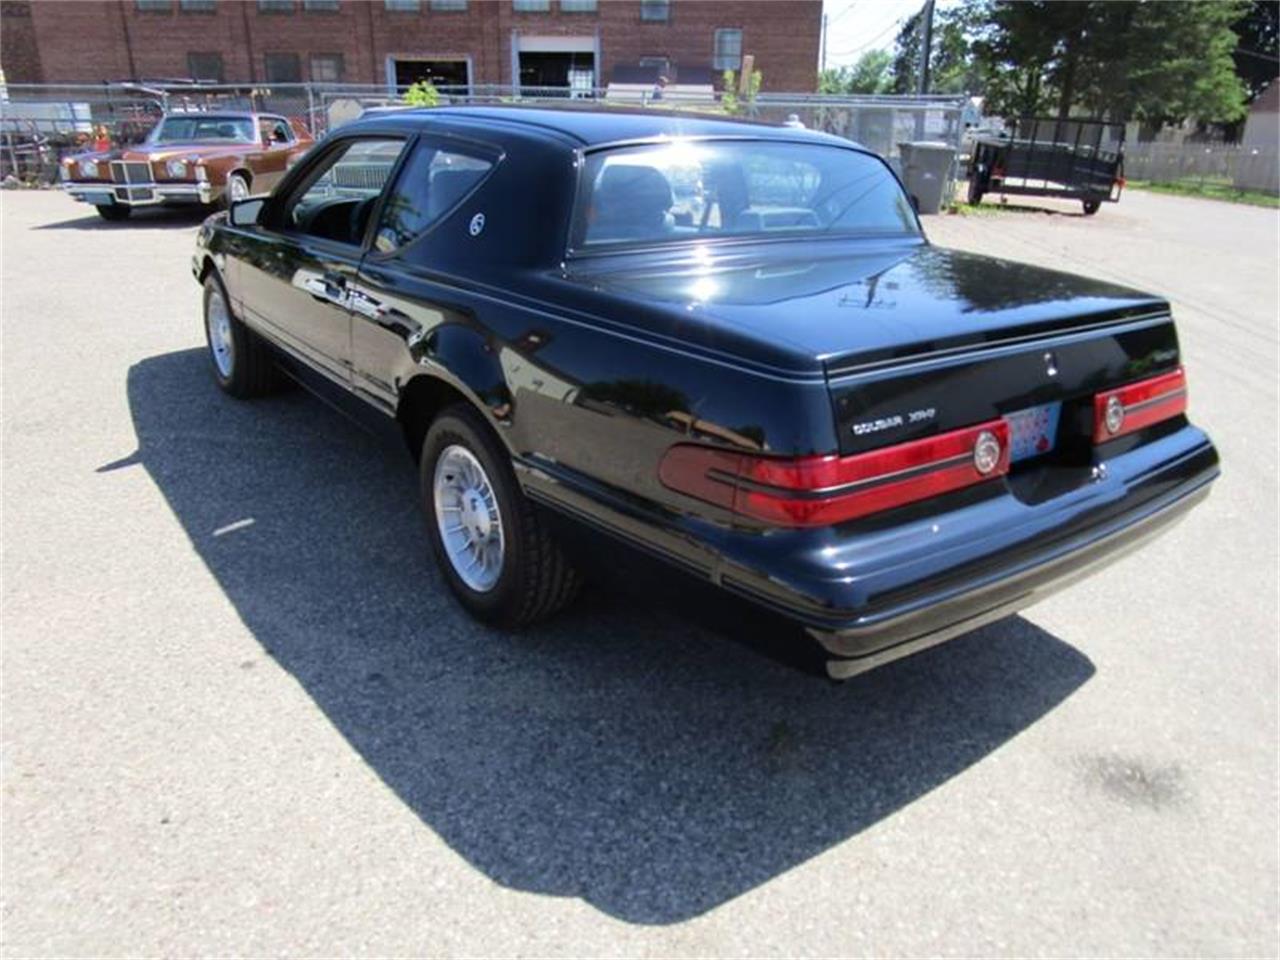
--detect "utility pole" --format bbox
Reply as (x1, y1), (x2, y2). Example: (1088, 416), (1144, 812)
(917, 0), (935, 95)
(820, 12), (828, 75)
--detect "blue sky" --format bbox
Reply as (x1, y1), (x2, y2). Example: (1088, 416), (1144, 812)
(820, 0), (950, 70)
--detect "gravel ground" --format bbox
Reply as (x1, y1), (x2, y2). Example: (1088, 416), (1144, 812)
(2, 188), (1276, 958)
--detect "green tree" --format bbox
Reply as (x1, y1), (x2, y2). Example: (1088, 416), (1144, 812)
(819, 49), (893, 95)
(968, 1), (1248, 124)
(1230, 0), (1278, 103)
(403, 81), (440, 107)
(720, 68), (762, 115)
(892, 4), (984, 95)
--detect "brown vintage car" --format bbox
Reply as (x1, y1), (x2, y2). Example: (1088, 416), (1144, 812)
(61, 111), (313, 221)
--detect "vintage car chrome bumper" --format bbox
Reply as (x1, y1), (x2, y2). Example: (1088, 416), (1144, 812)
(63, 180), (214, 207)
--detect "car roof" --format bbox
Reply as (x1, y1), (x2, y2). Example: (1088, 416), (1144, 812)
(352, 104), (849, 149)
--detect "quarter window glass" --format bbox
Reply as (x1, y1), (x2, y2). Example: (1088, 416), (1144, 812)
(260, 118), (292, 143)
(286, 138), (405, 245)
(374, 146), (493, 252)
(574, 141), (918, 249)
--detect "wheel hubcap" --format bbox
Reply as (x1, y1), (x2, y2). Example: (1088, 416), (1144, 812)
(433, 445), (505, 593)
(207, 289), (234, 378)
(229, 177), (248, 201)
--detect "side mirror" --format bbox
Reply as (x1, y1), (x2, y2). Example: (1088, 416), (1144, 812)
(229, 197), (265, 227)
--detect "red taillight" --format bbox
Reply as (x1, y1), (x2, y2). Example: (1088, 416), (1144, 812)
(659, 420), (1010, 528)
(1093, 367), (1187, 443)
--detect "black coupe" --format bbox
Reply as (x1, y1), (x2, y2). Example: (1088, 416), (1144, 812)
(192, 106), (1219, 679)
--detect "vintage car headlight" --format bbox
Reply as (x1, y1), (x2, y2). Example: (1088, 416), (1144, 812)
(166, 159), (189, 179)
(78, 159), (99, 179)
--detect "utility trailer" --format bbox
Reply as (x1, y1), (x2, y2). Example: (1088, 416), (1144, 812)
(968, 117), (1125, 215)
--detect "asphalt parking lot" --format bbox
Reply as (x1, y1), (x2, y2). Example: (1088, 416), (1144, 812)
(2, 187), (1276, 957)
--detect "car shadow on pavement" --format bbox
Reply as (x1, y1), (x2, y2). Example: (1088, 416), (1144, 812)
(34, 207), (209, 231)
(115, 348), (1096, 926)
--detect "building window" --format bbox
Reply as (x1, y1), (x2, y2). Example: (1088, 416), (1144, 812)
(309, 53), (344, 82)
(264, 52), (302, 82)
(429, 0), (466, 9)
(303, 0), (339, 9)
(187, 51), (224, 81)
(257, 0), (293, 11)
(135, 0), (172, 11)
(384, 0), (420, 10)
(639, 56), (670, 76)
(179, 0), (216, 11)
(640, 0), (668, 22)
(560, 0), (596, 11)
(713, 28), (742, 71)
(512, 0), (550, 11)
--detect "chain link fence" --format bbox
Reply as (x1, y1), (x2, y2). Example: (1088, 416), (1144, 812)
(1, 81), (967, 193)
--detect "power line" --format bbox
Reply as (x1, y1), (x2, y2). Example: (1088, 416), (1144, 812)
(827, 15), (908, 60)
(827, 0), (858, 28)
(1233, 46), (1280, 63)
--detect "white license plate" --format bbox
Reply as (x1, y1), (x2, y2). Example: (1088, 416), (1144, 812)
(1005, 402), (1061, 462)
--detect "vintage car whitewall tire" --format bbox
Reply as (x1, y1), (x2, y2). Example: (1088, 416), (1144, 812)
(226, 173), (250, 205)
(420, 404), (580, 626)
(202, 273), (276, 398)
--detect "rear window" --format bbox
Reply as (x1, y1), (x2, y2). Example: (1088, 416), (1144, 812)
(151, 116), (255, 143)
(571, 139), (919, 250)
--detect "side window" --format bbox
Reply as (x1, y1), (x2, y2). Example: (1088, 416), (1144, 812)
(283, 138), (405, 246)
(261, 118), (292, 144)
(373, 144), (493, 253)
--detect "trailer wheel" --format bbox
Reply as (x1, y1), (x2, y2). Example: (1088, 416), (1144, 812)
(1082, 199), (1101, 216)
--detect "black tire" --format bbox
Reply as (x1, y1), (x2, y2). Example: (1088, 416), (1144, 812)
(202, 272), (277, 398)
(1082, 199), (1102, 216)
(967, 176), (984, 206)
(94, 204), (130, 221)
(420, 403), (580, 627)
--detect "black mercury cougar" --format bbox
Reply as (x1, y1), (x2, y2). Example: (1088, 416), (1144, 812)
(192, 106), (1219, 679)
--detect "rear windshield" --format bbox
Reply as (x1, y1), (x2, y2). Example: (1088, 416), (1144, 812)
(151, 116), (256, 144)
(571, 139), (919, 250)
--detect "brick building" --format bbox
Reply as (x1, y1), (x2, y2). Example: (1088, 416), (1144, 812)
(0, 0), (822, 93)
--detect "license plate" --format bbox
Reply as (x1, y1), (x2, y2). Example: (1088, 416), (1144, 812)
(1005, 401), (1061, 462)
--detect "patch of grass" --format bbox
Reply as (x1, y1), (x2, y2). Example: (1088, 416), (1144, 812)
(944, 200), (1049, 217)
(1126, 178), (1279, 208)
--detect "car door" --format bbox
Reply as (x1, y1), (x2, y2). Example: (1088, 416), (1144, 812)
(348, 138), (497, 411)
(249, 116), (298, 192)
(235, 135), (408, 384)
